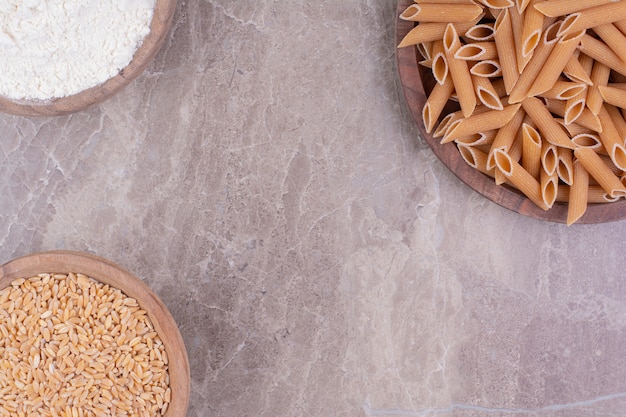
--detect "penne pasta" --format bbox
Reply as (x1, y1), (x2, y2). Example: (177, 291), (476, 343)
(526, 30), (586, 97)
(470, 60), (502, 78)
(564, 89), (586, 125)
(398, 17), (485, 47)
(493, 148), (549, 209)
(522, 97), (577, 149)
(541, 141), (559, 176)
(598, 85), (626, 110)
(397, 0), (626, 222)
(587, 61), (612, 115)
(443, 23), (476, 117)
(562, 53), (594, 85)
(458, 144), (496, 177)
(464, 22), (496, 41)
(539, 80), (587, 101)
(473, 75), (504, 110)
(597, 105), (626, 170)
(533, 0), (621, 18)
(540, 168), (559, 208)
(521, 0), (544, 58)
(593, 23), (626, 65)
(557, 148), (574, 185)
(454, 41), (498, 61)
(431, 40), (449, 84)
(544, 98), (603, 132)
(558, 2), (626, 37)
(494, 9), (519, 94)
(521, 122), (542, 178)
(508, 21), (561, 103)
(566, 160), (590, 225)
(422, 76), (455, 133)
(574, 147), (626, 198)
(475, 0), (514, 9)
(578, 34), (626, 77)
(400, 3), (484, 23)
(442, 103), (521, 143)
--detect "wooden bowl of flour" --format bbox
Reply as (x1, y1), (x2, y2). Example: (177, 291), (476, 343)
(0, 0), (177, 117)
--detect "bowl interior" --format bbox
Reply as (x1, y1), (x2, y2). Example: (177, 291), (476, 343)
(0, 0), (177, 116)
(395, 0), (626, 224)
(0, 250), (190, 417)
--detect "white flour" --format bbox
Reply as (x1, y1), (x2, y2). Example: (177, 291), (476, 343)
(0, 0), (156, 101)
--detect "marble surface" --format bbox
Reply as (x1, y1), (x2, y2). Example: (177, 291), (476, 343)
(1, 1), (625, 416)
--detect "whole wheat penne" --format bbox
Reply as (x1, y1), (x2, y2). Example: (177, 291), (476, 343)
(508, 21), (561, 103)
(541, 141), (559, 176)
(539, 80), (587, 100)
(455, 130), (498, 146)
(526, 30), (586, 97)
(431, 40), (448, 84)
(495, 129), (524, 185)
(562, 53), (594, 85)
(571, 133), (602, 149)
(418, 0), (478, 3)
(423, 76), (455, 133)
(493, 148), (548, 209)
(557, 148), (574, 185)
(615, 18), (626, 36)
(587, 61), (612, 115)
(464, 23), (496, 41)
(564, 90), (586, 125)
(534, 0), (620, 18)
(454, 41), (498, 61)
(509, 6), (529, 73)
(521, 122), (542, 178)
(544, 98), (603, 132)
(487, 107), (526, 169)
(516, 0), (531, 13)
(521, 0), (545, 58)
(433, 113), (457, 138)
(607, 82), (626, 90)
(540, 169), (559, 208)
(558, 2), (626, 36)
(578, 34), (626, 77)
(557, 185), (619, 204)
(458, 144), (496, 177)
(566, 159), (590, 225)
(473, 75), (504, 110)
(400, 3), (484, 23)
(594, 23), (626, 64)
(597, 105), (626, 170)
(604, 103), (626, 142)
(574, 147), (626, 197)
(494, 9), (519, 94)
(443, 24), (476, 117)
(442, 103), (522, 143)
(398, 17), (484, 47)
(599, 85), (626, 110)
(470, 60), (502, 77)
(522, 97), (577, 149)
(476, 0), (514, 8)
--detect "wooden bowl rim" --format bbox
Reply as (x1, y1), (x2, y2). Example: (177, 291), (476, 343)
(0, 0), (177, 117)
(395, 0), (626, 224)
(0, 250), (190, 417)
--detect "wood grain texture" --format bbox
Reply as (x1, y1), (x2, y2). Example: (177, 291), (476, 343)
(396, 0), (626, 223)
(0, 0), (177, 117)
(0, 250), (190, 417)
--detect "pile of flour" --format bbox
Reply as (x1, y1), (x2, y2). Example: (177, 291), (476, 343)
(0, 0), (156, 101)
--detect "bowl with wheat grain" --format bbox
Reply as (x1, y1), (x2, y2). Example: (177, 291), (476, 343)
(0, 250), (189, 416)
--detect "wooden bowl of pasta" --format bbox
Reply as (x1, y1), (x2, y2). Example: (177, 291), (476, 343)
(0, 0), (177, 116)
(396, 0), (626, 224)
(0, 250), (190, 416)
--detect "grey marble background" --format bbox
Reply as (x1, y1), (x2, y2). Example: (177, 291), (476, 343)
(1, 1), (625, 416)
